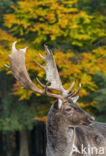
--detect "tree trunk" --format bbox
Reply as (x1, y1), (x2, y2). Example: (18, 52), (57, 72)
(2, 131), (15, 156)
(19, 130), (30, 156)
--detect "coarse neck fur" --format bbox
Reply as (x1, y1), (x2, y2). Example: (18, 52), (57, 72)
(46, 104), (76, 156)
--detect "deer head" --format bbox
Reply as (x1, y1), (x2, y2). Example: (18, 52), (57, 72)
(6, 41), (94, 127)
(50, 98), (94, 128)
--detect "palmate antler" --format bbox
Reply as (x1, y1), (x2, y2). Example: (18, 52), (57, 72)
(6, 41), (81, 102)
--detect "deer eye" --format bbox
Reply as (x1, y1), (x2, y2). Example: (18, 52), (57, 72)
(65, 108), (72, 112)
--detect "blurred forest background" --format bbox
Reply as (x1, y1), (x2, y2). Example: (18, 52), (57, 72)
(0, 0), (106, 156)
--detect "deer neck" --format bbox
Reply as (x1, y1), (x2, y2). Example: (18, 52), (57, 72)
(46, 106), (76, 156)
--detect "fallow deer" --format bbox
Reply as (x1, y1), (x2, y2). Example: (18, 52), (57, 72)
(5, 42), (106, 156)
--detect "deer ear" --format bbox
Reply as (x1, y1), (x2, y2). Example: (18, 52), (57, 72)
(54, 99), (62, 109)
(58, 99), (62, 109)
(71, 96), (79, 103)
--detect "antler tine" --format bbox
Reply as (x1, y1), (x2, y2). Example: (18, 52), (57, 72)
(9, 41), (42, 92)
(36, 77), (58, 91)
(44, 81), (50, 95)
(66, 78), (75, 94)
(44, 44), (51, 55)
(66, 90), (76, 98)
(70, 83), (81, 97)
(38, 45), (81, 101)
(42, 44), (66, 94)
(12, 41), (17, 53)
(35, 61), (46, 71)
(8, 41), (64, 100)
(4, 64), (10, 69)
(39, 53), (46, 60)
(36, 77), (45, 88)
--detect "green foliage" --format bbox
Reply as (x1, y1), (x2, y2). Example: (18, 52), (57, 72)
(0, 95), (33, 131)
(77, 0), (106, 15)
(0, 71), (50, 131)
(4, 0), (105, 51)
(0, 0), (16, 26)
(93, 73), (106, 122)
(0, 0), (105, 129)
(82, 73), (106, 122)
